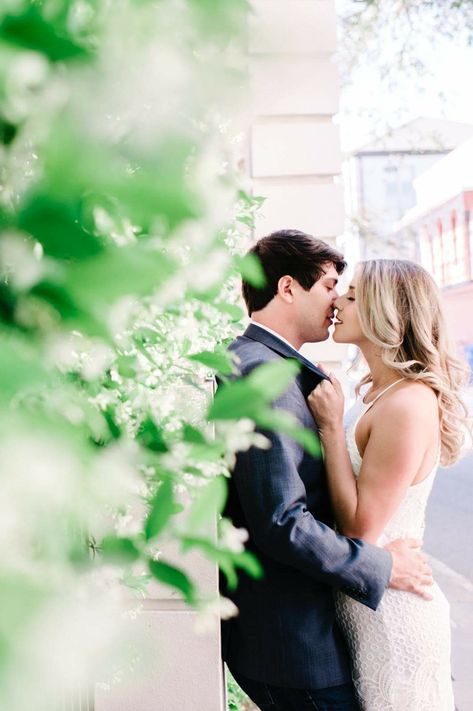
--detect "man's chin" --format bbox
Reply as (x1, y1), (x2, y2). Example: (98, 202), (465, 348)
(304, 328), (331, 344)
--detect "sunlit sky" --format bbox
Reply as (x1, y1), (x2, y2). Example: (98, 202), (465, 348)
(337, 31), (473, 152)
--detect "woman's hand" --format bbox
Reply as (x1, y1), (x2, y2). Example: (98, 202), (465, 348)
(308, 372), (345, 430)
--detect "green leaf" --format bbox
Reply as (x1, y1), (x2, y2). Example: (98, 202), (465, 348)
(180, 536), (263, 590)
(102, 407), (122, 441)
(237, 190), (266, 208)
(218, 556), (238, 590)
(29, 280), (81, 319)
(212, 302), (244, 322)
(137, 417), (169, 453)
(133, 327), (164, 346)
(187, 440), (226, 462)
(0, 283), (17, 326)
(234, 252), (266, 287)
(187, 350), (235, 375)
(208, 361), (319, 455)
(0, 117), (17, 146)
(43, 121), (200, 231)
(248, 359), (300, 396)
(186, 476), (227, 532)
(148, 560), (196, 604)
(101, 536), (140, 564)
(255, 409), (321, 458)
(208, 360), (300, 421)
(0, 7), (90, 63)
(181, 423), (207, 444)
(208, 379), (262, 420)
(66, 244), (176, 308)
(0, 335), (50, 402)
(121, 571), (152, 597)
(117, 354), (138, 378)
(17, 195), (103, 260)
(236, 214), (254, 228)
(145, 479), (183, 541)
(27, 280), (108, 339)
(230, 550), (264, 580)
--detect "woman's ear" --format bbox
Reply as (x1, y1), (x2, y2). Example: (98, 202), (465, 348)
(277, 275), (295, 304)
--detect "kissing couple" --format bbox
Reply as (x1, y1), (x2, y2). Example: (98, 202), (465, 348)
(221, 229), (468, 711)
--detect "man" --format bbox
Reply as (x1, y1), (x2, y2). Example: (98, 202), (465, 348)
(221, 230), (432, 711)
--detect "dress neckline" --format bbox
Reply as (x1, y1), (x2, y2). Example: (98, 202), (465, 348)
(347, 381), (440, 489)
(362, 378), (404, 408)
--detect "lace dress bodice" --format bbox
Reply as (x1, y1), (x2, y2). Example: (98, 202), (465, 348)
(335, 382), (454, 711)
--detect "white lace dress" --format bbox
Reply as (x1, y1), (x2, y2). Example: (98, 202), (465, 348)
(336, 385), (455, 711)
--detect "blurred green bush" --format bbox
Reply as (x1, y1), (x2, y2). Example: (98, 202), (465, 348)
(0, 2), (318, 708)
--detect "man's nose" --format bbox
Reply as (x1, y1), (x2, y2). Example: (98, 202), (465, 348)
(333, 296), (341, 309)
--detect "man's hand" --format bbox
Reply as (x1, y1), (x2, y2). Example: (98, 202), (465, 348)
(385, 538), (434, 601)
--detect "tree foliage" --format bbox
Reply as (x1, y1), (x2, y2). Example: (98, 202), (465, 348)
(338, 0), (473, 125)
(0, 1), (319, 707)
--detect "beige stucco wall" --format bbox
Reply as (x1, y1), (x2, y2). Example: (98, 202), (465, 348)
(248, 0), (347, 369)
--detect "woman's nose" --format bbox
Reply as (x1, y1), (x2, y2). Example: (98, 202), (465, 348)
(334, 297), (342, 310)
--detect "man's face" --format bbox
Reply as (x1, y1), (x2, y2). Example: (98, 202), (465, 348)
(293, 263), (339, 343)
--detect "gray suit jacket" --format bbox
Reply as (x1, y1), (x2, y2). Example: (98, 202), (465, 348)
(221, 324), (392, 689)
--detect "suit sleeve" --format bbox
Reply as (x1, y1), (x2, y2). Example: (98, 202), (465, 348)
(231, 378), (392, 611)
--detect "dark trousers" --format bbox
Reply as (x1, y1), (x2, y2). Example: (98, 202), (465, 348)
(231, 669), (360, 711)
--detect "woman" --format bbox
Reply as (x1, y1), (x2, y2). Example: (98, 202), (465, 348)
(308, 259), (470, 711)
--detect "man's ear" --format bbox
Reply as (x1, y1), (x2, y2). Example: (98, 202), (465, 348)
(277, 275), (295, 304)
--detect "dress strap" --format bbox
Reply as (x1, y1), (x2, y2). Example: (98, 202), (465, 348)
(363, 378), (404, 410)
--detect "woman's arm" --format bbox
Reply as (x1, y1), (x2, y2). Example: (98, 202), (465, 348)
(308, 378), (435, 544)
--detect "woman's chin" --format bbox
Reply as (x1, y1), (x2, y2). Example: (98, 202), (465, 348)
(332, 328), (345, 343)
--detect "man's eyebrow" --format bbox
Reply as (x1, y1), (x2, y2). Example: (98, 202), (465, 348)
(320, 267), (338, 284)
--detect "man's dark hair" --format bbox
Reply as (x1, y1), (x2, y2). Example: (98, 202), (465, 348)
(242, 229), (346, 315)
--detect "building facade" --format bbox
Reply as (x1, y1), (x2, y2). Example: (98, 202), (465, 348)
(345, 117), (473, 261)
(400, 137), (473, 368)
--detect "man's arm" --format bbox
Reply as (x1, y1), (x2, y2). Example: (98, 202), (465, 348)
(232, 381), (392, 611)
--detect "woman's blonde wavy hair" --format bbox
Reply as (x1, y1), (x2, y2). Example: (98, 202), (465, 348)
(355, 259), (471, 466)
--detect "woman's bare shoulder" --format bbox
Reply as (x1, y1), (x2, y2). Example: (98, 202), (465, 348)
(377, 380), (438, 420)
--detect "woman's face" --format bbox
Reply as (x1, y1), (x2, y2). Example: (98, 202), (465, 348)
(332, 270), (365, 345)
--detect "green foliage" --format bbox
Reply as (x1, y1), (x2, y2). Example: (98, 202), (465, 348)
(207, 360), (321, 456)
(145, 479), (183, 541)
(180, 535), (263, 591)
(0, 5), (91, 62)
(235, 251), (267, 287)
(149, 560), (197, 605)
(226, 671), (255, 711)
(209, 360), (301, 420)
(187, 349), (236, 376)
(186, 476), (228, 531)
(0, 1), (321, 707)
(101, 536), (141, 564)
(339, 0), (473, 124)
